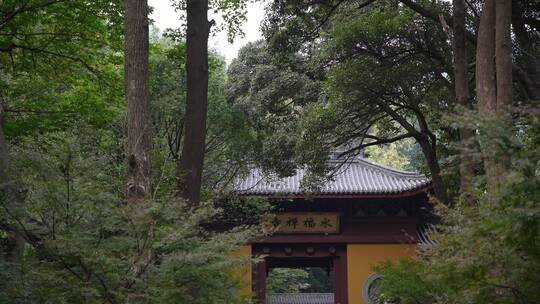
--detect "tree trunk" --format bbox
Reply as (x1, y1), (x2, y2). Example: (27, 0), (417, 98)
(453, 0), (475, 205)
(0, 110), (24, 268)
(475, 0), (500, 190)
(495, 0), (512, 112)
(376, 100), (449, 204)
(484, 0), (512, 186)
(476, 0), (496, 113)
(417, 136), (449, 204)
(511, 1), (540, 102)
(124, 0), (152, 204)
(177, 0), (210, 206)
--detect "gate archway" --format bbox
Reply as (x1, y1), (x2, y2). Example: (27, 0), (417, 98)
(253, 244), (348, 304)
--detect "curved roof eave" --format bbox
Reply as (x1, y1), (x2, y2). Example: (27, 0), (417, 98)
(231, 158), (433, 198)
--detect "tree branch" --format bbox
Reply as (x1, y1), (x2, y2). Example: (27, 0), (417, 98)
(0, 42), (103, 81)
(0, 0), (65, 30)
(338, 132), (413, 158)
(398, 0), (476, 43)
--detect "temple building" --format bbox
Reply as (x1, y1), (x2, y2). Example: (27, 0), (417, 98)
(231, 157), (434, 304)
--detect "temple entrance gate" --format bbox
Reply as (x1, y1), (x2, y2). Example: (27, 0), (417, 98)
(232, 157), (435, 304)
(253, 244), (348, 304)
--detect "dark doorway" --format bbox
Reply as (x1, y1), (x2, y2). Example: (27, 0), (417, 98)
(252, 245), (348, 304)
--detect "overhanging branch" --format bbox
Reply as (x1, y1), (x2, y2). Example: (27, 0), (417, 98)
(338, 132), (413, 158)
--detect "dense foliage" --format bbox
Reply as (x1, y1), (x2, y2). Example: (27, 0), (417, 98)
(229, 0), (540, 303)
(0, 0), (124, 137)
(228, 2), (456, 200)
(377, 110), (540, 304)
(0, 128), (257, 303)
(149, 37), (256, 196)
(1, 0), (539, 303)
(267, 267), (333, 294)
(0, 1), (262, 302)
(227, 41), (323, 179)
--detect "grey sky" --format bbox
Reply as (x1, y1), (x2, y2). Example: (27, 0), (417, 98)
(148, 0), (266, 63)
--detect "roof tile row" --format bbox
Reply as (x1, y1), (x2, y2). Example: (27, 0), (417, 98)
(234, 158), (431, 196)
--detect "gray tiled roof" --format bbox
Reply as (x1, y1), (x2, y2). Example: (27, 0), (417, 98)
(234, 158), (431, 196)
(268, 293), (334, 304)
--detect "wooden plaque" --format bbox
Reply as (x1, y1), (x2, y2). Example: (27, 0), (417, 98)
(270, 212), (340, 234)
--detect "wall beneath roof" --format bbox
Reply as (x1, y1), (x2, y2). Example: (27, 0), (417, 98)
(347, 244), (416, 304)
(231, 245), (253, 299)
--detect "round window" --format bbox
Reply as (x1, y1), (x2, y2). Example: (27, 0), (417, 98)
(362, 273), (384, 304)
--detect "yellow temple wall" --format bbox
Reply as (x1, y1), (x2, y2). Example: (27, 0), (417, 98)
(346, 244), (416, 304)
(233, 243), (416, 303)
(231, 245), (253, 298)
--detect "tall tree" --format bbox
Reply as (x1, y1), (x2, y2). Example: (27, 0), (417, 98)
(453, 0), (475, 204)
(495, 0), (512, 112)
(177, 0), (211, 205)
(149, 37), (256, 196)
(0, 107), (24, 267)
(475, 0), (496, 113)
(476, 0), (514, 190)
(475, 0), (498, 190)
(397, 0), (538, 103)
(261, 2), (452, 203)
(493, 0), (513, 184)
(124, 0), (152, 204)
(511, 1), (540, 102)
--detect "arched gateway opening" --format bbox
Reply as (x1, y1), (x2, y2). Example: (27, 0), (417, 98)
(266, 266), (334, 302)
(231, 157), (434, 304)
(254, 245), (346, 304)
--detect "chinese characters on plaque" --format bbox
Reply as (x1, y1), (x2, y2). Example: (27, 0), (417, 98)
(270, 213), (340, 234)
